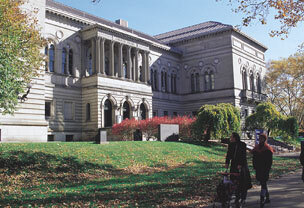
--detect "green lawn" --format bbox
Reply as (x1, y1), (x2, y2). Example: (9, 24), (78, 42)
(0, 141), (301, 207)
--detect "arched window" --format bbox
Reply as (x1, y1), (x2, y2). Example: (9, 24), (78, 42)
(242, 70), (247, 90)
(171, 74), (174, 93)
(123, 102), (130, 120)
(171, 74), (177, 94)
(49, 44), (55, 72)
(104, 100), (112, 127)
(195, 73), (200, 92)
(45, 46), (48, 71)
(250, 73), (255, 91)
(68, 49), (73, 75)
(154, 70), (158, 90)
(140, 103), (146, 120)
(204, 72), (210, 91)
(173, 74), (177, 93)
(257, 74), (261, 94)
(62, 48), (67, 74)
(161, 71), (164, 89)
(191, 74), (195, 92)
(88, 53), (92, 76)
(210, 72), (215, 90)
(86, 103), (91, 121)
(164, 72), (168, 92)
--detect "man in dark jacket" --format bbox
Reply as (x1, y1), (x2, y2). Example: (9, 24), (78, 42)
(225, 132), (252, 207)
(252, 133), (274, 208)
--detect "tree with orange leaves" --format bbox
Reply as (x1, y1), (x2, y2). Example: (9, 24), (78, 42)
(219, 0), (304, 38)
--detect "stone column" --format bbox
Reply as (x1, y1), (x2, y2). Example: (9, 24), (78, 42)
(132, 53), (136, 81)
(109, 41), (115, 76)
(142, 51), (146, 83)
(100, 38), (105, 75)
(91, 38), (96, 74)
(118, 43), (123, 78)
(95, 37), (101, 74)
(127, 46), (132, 79)
(81, 41), (86, 77)
(146, 52), (150, 84)
(135, 49), (139, 82)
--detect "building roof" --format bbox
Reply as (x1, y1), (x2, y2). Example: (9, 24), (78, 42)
(46, 0), (166, 47)
(46, 1), (266, 52)
(154, 21), (268, 51)
(154, 21), (233, 44)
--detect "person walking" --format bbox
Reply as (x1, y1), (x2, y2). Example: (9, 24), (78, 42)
(225, 132), (252, 207)
(252, 133), (274, 208)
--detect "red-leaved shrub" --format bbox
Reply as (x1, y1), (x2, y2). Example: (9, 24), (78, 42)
(111, 116), (196, 141)
(112, 118), (138, 141)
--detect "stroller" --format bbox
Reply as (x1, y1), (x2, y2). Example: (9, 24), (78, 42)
(215, 172), (240, 208)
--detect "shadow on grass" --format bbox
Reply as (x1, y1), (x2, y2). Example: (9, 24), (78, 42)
(0, 151), (222, 207)
(0, 150), (118, 175)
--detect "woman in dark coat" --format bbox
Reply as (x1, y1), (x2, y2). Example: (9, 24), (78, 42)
(225, 132), (252, 207)
(252, 133), (274, 208)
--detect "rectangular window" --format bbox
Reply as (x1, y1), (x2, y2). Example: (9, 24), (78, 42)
(66, 135), (74, 142)
(45, 101), (51, 117)
(86, 103), (91, 121)
(164, 111), (168, 116)
(64, 101), (74, 120)
(48, 135), (54, 142)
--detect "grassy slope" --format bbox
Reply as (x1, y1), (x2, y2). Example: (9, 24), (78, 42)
(0, 142), (301, 207)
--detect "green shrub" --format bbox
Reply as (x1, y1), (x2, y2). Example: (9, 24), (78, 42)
(192, 103), (240, 142)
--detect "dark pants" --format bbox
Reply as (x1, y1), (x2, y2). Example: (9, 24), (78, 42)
(260, 180), (269, 198)
(302, 167), (304, 182)
(236, 189), (247, 201)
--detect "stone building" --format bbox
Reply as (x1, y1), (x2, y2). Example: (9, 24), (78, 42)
(0, 0), (267, 142)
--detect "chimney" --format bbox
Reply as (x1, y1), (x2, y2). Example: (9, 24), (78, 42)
(115, 19), (128, 27)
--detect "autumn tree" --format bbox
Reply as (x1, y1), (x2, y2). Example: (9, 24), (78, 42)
(218, 0), (304, 38)
(265, 53), (304, 130)
(0, 0), (45, 114)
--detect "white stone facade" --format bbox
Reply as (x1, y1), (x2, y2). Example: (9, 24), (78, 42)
(0, 0), (267, 142)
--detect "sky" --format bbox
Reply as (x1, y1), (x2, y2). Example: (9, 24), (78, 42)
(54, 0), (303, 62)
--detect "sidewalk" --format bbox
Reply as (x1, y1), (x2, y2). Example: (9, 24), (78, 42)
(206, 168), (304, 207)
(243, 169), (304, 207)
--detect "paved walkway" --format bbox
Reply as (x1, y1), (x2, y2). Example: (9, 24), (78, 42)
(243, 169), (304, 208)
(206, 153), (304, 207)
